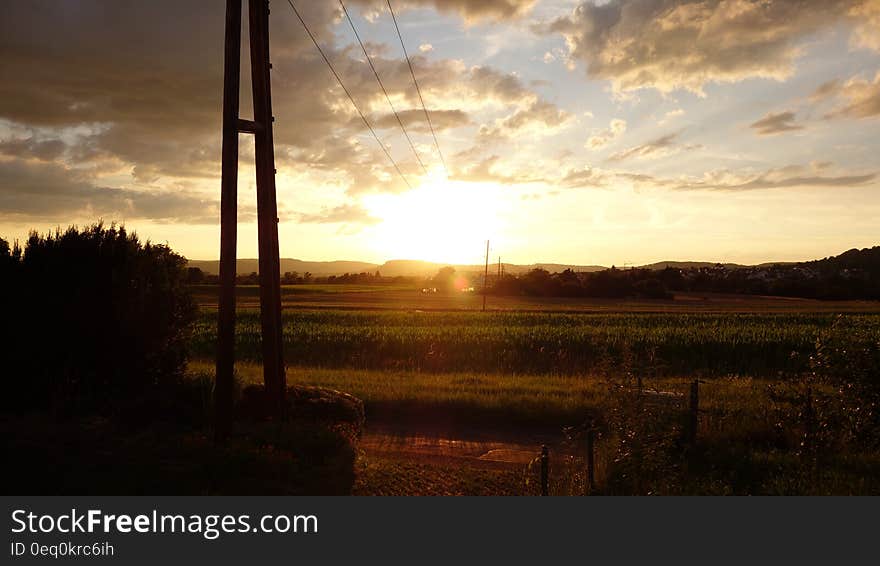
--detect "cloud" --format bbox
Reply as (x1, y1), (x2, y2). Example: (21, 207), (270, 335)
(296, 203), (380, 225)
(849, 0), (880, 51)
(749, 111), (803, 135)
(0, 137), (67, 162)
(587, 119), (626, 148)
(608, 132), (690, 161)
(396, 0), (537, 22)
(658, 108), (685, 126)
(0, 0), (556, 219)
(560, 166), (608, 188)
(542, 0), (864, 94)
(628, 163), (877, 191)
(452, 155), (546, 185)
(374, 109), (470, 132)
(816, 72), (880, 119)
(478, 100), (573, 141)
(811, 79), (843, 101)
(0, 158), (230, 223)
(352, 0), (537, 23)
(419, 43), (434, 53)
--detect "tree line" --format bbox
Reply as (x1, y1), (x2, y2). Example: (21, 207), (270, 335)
(186, 267), (415, 286)
(481, 247), (880, 301)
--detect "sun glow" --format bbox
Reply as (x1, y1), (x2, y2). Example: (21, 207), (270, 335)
(362, 178), (506, 264)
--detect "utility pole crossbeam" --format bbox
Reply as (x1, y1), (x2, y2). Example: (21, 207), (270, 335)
(216, 0), (286, 442)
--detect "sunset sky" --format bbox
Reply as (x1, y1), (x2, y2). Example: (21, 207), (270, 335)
(1, 0), (879, 266)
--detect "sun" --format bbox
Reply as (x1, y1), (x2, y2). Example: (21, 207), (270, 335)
(362, 177), (506, 264)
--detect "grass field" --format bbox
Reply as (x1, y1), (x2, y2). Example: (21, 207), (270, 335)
(186, 361), (880, 495)
(187, 360), (777, 429)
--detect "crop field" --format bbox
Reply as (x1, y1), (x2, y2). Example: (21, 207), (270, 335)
(187, 296), (880, 494)
(190, 310), (880, 377)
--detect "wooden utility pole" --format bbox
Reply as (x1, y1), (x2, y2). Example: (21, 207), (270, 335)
(482, 239), (489, 311)
(216, 0), (286, 441)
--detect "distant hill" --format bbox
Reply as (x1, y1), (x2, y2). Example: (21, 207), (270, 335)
(187, 258), (379, 276)
(804, 246), (880, 274)
(376, 259), (442, 277)
(376, 260), (606, 277)
(186, 247), (880, 279)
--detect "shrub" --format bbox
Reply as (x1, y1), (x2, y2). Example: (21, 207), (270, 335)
(810, 315), (880, 446)
(4, 223), (196, 411)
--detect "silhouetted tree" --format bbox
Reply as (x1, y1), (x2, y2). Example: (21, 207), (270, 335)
(431, 266), (458, 293)
(4, 223), (196, 412)
(186, 267), (205, 284)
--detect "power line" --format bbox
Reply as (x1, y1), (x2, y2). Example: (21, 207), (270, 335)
(385, 0), (449, 177)
(339, 0), (429, 176)
(284, 0), (413, 190)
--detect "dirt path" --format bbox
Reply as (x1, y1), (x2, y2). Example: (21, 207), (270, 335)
(360, 423), (556, 470)
(354, 422), (582, 495)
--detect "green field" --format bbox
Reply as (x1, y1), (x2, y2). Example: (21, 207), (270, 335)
(191, 310), (880, 377)
(188, 360), (772, 427)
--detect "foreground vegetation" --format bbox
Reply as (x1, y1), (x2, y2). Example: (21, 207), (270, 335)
(187, 360), (880, 495)
(188, 307), (880, 494)
(5, 224), (878, 494)
(1, 225), (360, 495)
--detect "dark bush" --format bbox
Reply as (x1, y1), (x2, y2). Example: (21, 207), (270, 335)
(3, 223), (196, 412)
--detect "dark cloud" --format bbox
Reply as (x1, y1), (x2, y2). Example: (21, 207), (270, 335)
(749, 111), (803, 135)
(0, 138), (67, 162)
(0, 0), (552, 221)
(0, 158), (233, 223)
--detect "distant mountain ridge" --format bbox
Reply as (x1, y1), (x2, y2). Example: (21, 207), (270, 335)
(186, 247), (879, 277)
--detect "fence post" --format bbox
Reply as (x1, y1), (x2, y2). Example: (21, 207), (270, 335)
(585, 428), (595, 494)
(688, 379), (699, 446)
(540, 444), (549, 496)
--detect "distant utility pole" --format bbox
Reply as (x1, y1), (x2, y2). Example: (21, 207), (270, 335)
(482, 239), (490, 312)
(497, 256), (501, 279)
(216, 0), (286, 442)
